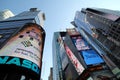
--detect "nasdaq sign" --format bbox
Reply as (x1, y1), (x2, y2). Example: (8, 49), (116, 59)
(0, 56), (40, 74)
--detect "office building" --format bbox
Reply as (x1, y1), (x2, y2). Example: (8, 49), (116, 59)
(72, 8), (120, 79)
(52, 32), (66, 80)
(48, 67), (53, 80)
(0, 8), (46, 80)
(73, 8), (120, 64)
(52, 28), (116, 80)
(0, 9), (14, 21)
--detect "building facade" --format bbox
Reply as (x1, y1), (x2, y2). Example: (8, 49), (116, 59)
(52, 32), (66, 80)
(52, 28), (116, 80)
(73, 8), (120, 63)
(0, 8), (46, 80)
(85, 8), (120, 57)
(73, 8), (120, 79)
(0, 9), (14, 21)
(48, 67), (53, 80)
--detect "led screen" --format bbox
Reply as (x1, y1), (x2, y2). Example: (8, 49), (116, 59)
(72, 36), (90, 51)
(81, 50), (104, 65)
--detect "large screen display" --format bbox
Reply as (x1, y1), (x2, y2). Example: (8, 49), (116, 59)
(0, 23), (45, 74)
(72, 36), (90, 51)
(81, 50), (104, 65)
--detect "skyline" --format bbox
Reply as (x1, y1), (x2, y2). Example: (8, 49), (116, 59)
(1, 0), (120, 80)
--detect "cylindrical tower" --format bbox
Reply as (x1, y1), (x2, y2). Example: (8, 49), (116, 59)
(0, 23), (45, 80)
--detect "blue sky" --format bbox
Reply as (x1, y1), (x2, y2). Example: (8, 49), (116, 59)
(1, 0), (120, 80)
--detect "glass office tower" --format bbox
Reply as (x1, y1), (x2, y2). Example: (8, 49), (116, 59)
(52, 28), (116, 80)
(0, 9), (14, 21)
(72, 8), (120, 79)
(52, 32), (66, 80)
(0, 8), (46, 80)
(53, 30), (81, 80)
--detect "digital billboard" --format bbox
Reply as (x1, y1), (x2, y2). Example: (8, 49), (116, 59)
(0, 23), (45, 75)
(72, 36), (90, 51)
(81, 50), (104, 65)
(66, 28), (80, 36)
(64, 44), (85, 75)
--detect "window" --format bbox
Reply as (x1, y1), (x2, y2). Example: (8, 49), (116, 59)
(0, 35), (2, 38)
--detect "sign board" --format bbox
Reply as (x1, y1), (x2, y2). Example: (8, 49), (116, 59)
(72, 36), (90, 51)
(0, 56), (40, 74)
(64, 44), (85, 75)
(66, 28), (80, 36)
(0, 23), (44, 70)
(81, 50), (104, 65)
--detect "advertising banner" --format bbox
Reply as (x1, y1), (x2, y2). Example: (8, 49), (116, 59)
(64, 44), (85, 75)
(81, 50), (104, 65)
(0, 23), (44, 70)
(66, 28), (80, 36)
(72, 36), (90, 51)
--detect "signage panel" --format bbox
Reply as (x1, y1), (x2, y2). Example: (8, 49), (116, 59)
(0, 23), (44, 69)
(64, 44), (85, 75)
(66, 28), (80, 36)
(0, 56), (40, 74)
(81, 50), (104, 65)
(72, 36), (90, 51)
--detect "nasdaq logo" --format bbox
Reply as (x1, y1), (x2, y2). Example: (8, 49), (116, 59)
(0, 56), (40, 74)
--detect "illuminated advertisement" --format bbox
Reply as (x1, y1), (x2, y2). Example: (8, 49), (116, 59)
(81, 50), (104, 65)
(64, 44), (85, 75)
(0, 23), (45, 74)
(0, 56), (40, 74)
(72, 36), (90, 51)
(66, 28), (80, 36)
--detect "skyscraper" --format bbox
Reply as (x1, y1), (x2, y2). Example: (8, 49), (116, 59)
(52, 28), (116, 80)
(0, 8), (45, 80)
(52, 32), (66, 80)
(0, 9), (14, 21)
(72, 8), (120, 79)
(48, 67), (53, 80)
